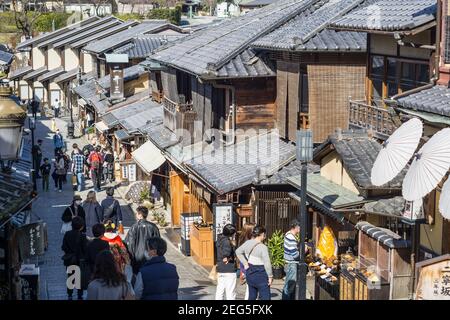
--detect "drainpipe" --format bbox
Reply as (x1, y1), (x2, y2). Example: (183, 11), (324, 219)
(210, 81), (236, 146)
(435, 0), (442, 82)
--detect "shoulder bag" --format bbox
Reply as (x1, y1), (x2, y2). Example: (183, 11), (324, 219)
(61, 207), (74, 234)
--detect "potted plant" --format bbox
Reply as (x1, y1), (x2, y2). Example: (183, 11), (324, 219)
(268, 230), (285, 279)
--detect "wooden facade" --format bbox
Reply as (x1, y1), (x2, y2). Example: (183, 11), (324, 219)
(272, 52), (367, 143)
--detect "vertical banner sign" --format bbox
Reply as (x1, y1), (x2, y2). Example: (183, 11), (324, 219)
(128, 163), (137, 182)
(122, 164), (128, 179)
(110, 68), (124, 100)
(17, 222), (45, 259)
(213, 204), (234, 241)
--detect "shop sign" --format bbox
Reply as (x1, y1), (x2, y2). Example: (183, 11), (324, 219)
(17, 221), (46, 259)
(122, 164), (128, 179)
(338, 231), (356, 248)
(213, 203), (234, 241)
(416, 255), (450, 300)
(128, 163), (136, 182)
(110, 68), (124, 100)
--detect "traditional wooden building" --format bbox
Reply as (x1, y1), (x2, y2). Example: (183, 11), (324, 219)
(329, 0), (437, 139)
(252, 0), (368, 143)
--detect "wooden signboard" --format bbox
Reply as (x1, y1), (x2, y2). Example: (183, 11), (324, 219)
(17, 222), (46, 259)
(110, 69), (124, 100)
(415, 254), (450, 300)
(213, 203), (234, 241)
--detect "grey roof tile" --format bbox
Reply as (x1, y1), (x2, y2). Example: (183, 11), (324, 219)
(37, 67), (65, 82)
(363, 196), (405, 217)
(239, 0), (277, 7)
(37, 16), (114, 49)
(113, 34), (185, 59)
(395, 85), (450, 117)
(119, 100), (163, 133)
(114, 129), (132, 141)
(356, 221), (410, 248)
(185, 131), (296, 194)
(53, 68), (79, 84)
(318, 130), (406, 189)
(16, 16), (100, 50)
(22, 66), (48, 81)
(97, 64), (146, 89)
(8, 65), (33, 80)
(52, 18), (122, 49)
(330, 0), (437, 32)
(216, 48), (275, 78)
(257, 160), (320, 184)
(253, 0), (367, 51)
(151, 0), (320, 77)
(83, 21), (178, 54)
(102, 96), (156, 127)
(140, 122), (179, 150)
(70, 20), (139, 49)
(0, 50), (14, 64)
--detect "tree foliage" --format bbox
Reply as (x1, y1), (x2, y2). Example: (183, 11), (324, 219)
(146, 5), (182, 25)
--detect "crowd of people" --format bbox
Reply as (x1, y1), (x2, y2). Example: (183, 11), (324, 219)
(61, 205), (179, 300)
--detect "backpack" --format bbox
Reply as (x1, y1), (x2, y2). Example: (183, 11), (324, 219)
(90, 152), (101, 169)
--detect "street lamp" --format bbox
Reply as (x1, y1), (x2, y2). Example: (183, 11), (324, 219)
(296, 129), (313, 300)
(0, 87), (26, 173)
(28, 117), (37, 192)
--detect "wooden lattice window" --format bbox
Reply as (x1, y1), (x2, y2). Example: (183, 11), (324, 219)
(445, 16), (450, 63)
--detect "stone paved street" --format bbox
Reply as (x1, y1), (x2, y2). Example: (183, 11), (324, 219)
(32, 114), (284, 300)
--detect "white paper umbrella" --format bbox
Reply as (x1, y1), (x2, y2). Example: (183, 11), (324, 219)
(439, 178), (450, 220)
(403, 128), (450, 201)
(371, 118), (423, 186)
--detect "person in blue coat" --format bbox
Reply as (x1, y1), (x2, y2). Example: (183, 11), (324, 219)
(53, 129), (65, 156)
(133, 237), (179, 300)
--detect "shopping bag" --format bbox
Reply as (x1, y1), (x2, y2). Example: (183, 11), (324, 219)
(208, 265), (218, 281)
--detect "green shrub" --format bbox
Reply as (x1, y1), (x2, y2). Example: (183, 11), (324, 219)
(147, 5), (182, 25)
(268, 230), (285, 268)
(34, 12), (72, 32)
(139, 185), (151, 202)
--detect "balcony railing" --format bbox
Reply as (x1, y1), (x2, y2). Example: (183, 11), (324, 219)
(152, 90), (163, 103)
(349, 100), (396, 139)
(162, 96), (194, 133)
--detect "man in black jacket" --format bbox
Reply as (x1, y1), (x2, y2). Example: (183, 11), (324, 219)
(62, 217), (88, 300)
(100, 187), (122, 227)
(124, 206), (160, 274)
(215, 224), (237, 300)
(86, 224), (109, 273)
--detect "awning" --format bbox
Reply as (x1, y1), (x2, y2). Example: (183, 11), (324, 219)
(9, 66), (33, 80)
(94, 121), (109, 132)
(37, 66), (65, 82)
(131, 140), (166, 175)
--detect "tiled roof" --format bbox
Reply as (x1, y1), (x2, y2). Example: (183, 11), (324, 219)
(52, 18), (122, 49)
(253, 0), (367, 52)
(329, 0), (437, 33)
(363, 196), (405, 217)
(356, 221), (410, 249)
(70, 20), (139, 49)
(83, 21), (178, 54)
(8, 65), (33, 80)
(73, 78), (97, 101)
(15, 16), (100, 50)
(139, 122), (179, 150)
(315, 130), (406, 190)
(102, 96), (155, 128)
(215, 48), (276, 78)
(119, 100), (163, 133)
(150, 0), (320, 77)
(395, 85), (450, 117)
(0, 50), (14, 64)
(37, 16), (114, 49)
(37, 67), (65, 82)
(287, 173), (368, 209)
(22, 67), (48, 81)
(54, 68), (79, 84)
(257, 161), (320, 185)
(114, 129), (132, 141)
(239, 0), (277, 7)
(185, 131), (296, 194)
(113, 35), (184, 59)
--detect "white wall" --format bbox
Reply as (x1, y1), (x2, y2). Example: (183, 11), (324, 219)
(64, 47), (79, 71)
(32, 47), (45, 69)
(47, 48), (61, 70)
(83, 52), (93, 73)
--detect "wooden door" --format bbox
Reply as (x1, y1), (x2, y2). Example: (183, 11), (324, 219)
(169, 170), (185, 227)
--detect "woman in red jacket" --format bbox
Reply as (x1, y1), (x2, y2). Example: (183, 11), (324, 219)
(101, 220), (130, 274)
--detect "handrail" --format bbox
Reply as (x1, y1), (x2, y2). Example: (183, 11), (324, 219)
(348, 100), (396, 136)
